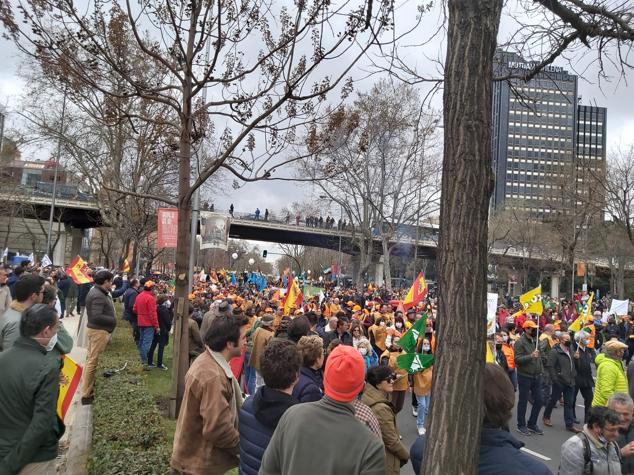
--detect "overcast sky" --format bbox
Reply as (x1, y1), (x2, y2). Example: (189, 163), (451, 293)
(1, 1), (633, 222)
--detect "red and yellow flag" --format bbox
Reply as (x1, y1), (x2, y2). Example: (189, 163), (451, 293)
(66, 255), (93, 285)
(403, 272), (427, 311)
(57, 355), (83, 421)
(283, 277), (303, 315)
(122, 259), (131, 273)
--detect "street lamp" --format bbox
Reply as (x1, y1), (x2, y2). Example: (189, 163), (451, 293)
(248, 258), (255, 266)
(232, 252), (238, 260)
(319, 194), (343, 286)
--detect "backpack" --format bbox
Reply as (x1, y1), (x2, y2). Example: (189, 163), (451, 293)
(577, 432), (622, 475)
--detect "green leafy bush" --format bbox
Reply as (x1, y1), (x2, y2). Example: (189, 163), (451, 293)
(88, 323), (172, 475)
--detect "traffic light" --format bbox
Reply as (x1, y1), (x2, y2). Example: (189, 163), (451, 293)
(262, 250), (268, 258)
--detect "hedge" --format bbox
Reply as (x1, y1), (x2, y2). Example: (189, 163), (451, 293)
(88, 321), (172, 475)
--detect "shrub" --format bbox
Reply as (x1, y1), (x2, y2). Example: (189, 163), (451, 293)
(88, 322), (172, 475)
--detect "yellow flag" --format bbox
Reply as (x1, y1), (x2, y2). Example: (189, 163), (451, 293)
(569, 293), (594, 333)
(519, 286), (543, 315)
(486, 340), (495, 363)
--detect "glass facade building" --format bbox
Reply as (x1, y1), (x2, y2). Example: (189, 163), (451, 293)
(491, 51), (606, 219)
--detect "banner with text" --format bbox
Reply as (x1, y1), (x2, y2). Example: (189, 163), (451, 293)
(157, 208), (179, 248)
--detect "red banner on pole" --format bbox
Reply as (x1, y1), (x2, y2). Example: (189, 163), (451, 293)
(157, 208), (178, 248)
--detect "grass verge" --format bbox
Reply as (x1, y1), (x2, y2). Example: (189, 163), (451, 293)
(88, 320), (172, 475)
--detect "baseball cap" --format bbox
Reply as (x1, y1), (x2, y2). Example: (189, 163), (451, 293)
(323, 345), (366, 402)
(522, 320), (538, 329)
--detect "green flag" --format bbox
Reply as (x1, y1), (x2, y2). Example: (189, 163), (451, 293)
(397, 315), (427, 353)
(396, 353), (434, 374)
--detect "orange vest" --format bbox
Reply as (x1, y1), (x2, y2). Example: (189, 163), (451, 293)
(501, 344), (516, 369)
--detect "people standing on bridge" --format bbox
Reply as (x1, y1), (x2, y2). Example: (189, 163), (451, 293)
(229, 203), (234, 217)
(255, 208), (261, 220)
(264, 208), (269, 221)
(285, 213), (290, 224)
(318, 216), (323, 228)
(295, 212), (301, 226)
(514, 319), (545, 436)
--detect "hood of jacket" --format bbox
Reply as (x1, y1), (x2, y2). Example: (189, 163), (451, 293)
(251, 386), (298, 430)
(596, 352), (621, 369)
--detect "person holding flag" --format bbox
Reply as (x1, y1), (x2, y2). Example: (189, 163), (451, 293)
(514, 320), (545, 436)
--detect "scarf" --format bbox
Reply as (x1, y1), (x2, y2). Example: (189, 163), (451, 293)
(208, 348), (243, 430)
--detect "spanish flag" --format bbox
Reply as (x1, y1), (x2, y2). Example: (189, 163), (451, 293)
(569, 292), (594, 333)
(403, 272), (427, 311)
(66, 255), (93, 285)
(283, 277), (303, 315)
(57, 355), (83, 421)
(122, 259), (131, 273)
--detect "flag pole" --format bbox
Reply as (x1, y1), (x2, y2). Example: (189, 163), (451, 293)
(535, 314), (539, 350)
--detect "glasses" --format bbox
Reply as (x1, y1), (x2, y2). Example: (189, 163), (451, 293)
(385, 373), (397, 383)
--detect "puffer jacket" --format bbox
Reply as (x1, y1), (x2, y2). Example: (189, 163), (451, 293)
(133, 290), (158, 328)
(592, 353), (628, 407)
(291, 366), (323, 403)
(238, 387), (297, 475)
(361, 383), (409, 475)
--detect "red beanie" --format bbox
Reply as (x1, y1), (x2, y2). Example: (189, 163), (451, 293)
(324, 345), (366, 402)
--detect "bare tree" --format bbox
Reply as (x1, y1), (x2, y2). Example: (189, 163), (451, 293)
(2, 0), (395, 415)
(301, 81), (441, 290)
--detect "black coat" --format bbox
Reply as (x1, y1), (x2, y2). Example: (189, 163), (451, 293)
(291, 366), (323, 403)
(547, 344), (576, 387)
(574, 346), (595, 389)
(238, 387), (297, 475)
(410, 428), (552, 475)
(157, 305), (172, 334)
(323, 330), (352, 348)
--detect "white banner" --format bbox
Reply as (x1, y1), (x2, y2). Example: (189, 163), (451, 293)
(199, 212), (230, 250)
(487, 292), (499, 336)
(609, 299), (630, 316)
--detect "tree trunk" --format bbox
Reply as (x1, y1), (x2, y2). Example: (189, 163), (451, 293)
(382, 238), (392, 292)
(169, 80), (194, 419)
(423, 0), (501, 473)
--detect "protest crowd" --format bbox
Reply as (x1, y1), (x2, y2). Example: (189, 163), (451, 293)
(2, 256), (634, 474)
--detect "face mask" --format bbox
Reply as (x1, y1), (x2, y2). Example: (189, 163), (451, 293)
(422, 345), (431, 352)
(395, 322), (403, 329)
(379, 321), (386, 327)
(45, 333), (58, 352)
(359, 348), (368, 356)
(562, 340), (570, 347)
(502, 335), (508, 342)
(583, 339), (589, 346)
(165, 300), (171, 308)
(525, 329), (534, 337)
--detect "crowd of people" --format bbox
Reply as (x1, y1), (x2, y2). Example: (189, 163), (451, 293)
(3, 257), (634, 473)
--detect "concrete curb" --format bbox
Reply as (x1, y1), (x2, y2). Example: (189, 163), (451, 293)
(63, 403), (93, 475)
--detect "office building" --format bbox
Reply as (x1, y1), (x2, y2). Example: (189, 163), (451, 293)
(491, 51), (606, 219)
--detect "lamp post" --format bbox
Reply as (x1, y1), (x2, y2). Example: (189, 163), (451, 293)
(230, 252), (238, 270)
(46, 88), (68, 261)
(320, 194), (343, 287)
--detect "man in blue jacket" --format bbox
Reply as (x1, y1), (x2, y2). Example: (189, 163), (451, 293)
(239, 339), (300, 475)
(410, 364), (552, 475)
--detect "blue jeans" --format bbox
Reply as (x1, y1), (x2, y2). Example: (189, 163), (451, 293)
(543, 381), (575, 428)
(517, 373), (543, 428)
(509, 369), (518, 391)
(138, 327), (155, 365)
(416, 394), (430, 430)
(244, 351), (256, 395)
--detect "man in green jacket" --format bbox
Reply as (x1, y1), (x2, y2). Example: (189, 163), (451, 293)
(514, 319), (545, 436)
(260, 345), (385, 475)
(593, 340), (629, 407)
(0, 304), (64, 475)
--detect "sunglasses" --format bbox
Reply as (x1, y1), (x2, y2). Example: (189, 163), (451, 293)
(385, 373), (398, 383)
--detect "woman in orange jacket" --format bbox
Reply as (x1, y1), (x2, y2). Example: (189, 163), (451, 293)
(500, 330), (517, 391)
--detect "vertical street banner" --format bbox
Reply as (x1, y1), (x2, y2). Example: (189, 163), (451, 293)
(487, 293), (498, 336)
(157, 208), (178, 248)
(199, 212), (230, 250)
